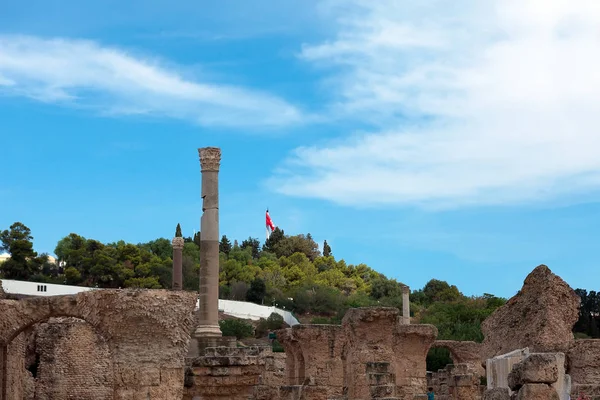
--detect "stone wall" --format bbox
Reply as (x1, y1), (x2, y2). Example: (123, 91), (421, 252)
(567, 339), (600, 398)
(427, 363), (483, 400)
(183, 346), (286, 400)
(0, 289), (196, 400)
(277, 307), (437, 400)
(34, 318), (113, 400)
(431, 340), (484, 377)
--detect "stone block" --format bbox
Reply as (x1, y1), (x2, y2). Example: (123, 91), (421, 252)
(483, 388), (510, 400)
(508, 353), (559, 390)
(516, 383), (559, 400)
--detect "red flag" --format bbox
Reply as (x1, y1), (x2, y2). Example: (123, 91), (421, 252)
(266, 210), (276, 238)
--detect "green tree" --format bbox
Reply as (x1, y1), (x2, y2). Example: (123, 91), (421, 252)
(272, 233), (320, 261)
(219, 319), (254, 339)
(219, 235), (232, 255)
(241, 237), (261, 259)
(422, 279), (462, 304)
(0, 222), (40, 280)
(247, 278), (267, 304)
(193, 231), (201, 248)
(175, 223), (182, 238)
(263, 227), (285, 254)
(323, 240), (332, 257)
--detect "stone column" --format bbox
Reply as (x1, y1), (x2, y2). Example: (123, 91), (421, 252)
(194, 147), (222, 339)
(172, 237), (184, 290)
(402, 285), (410, 324)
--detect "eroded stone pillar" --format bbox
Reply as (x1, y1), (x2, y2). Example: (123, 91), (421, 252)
(402, 285), (410, 325)
(194, 147), (222, 339)
(172, 237), (184, 290)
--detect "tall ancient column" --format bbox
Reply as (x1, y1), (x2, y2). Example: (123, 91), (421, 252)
(172, 237), (184, 290)
(402, 285), (411, 324)
(194, 147), (222, 338)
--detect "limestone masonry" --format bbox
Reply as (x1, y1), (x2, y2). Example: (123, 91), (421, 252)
(1, 145), (598, 399)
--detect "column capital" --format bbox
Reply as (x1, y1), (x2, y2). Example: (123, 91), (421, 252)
(198, 147), (221, 172)
(401, 285), (410, 294)
(172, 237), (185, 249)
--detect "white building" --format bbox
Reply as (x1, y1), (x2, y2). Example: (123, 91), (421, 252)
(0, 279), (300, 326)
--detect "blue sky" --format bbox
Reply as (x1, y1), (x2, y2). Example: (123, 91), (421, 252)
(2, 0), (600, 298)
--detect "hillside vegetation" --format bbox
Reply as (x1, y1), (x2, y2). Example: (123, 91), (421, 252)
(2, 222), (596, 353)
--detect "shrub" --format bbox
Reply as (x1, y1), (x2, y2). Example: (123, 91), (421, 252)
(272, 339), (284, 352)
(219, 319), (254, 339)
(255, 312), (285, 337)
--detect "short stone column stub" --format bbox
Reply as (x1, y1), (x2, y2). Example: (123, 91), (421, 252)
(172, 237), (184, 291)
(402, 284), (410, 325)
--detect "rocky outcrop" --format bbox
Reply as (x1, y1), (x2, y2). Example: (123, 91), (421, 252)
(481, 265), (579, 359)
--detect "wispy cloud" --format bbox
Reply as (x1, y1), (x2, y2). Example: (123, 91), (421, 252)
(270, 0), (600, 208)
(0, 35), (302, 127)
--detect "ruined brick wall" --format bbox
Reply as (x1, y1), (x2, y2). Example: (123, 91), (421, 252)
(431, 340), (484, 377)
(567, 339), (600, 397)
(34, 318), (113, 400)
(277, 307), (437, 400)
(183, 346), (286, 400)
(0, 289), (196, 400)
(427, 364), (483, 400)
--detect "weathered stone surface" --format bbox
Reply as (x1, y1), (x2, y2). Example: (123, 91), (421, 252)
(0, 289), (196, 399)
(0, 280), (5, 300)
(276, 307), (437, 400)
(515, 383), (559, 400)
(567, 339), (600, 385)
(481, 265), (579, 359)
(34, 318), (113, 400)
(428, 363), (481, 400)
(183, 346), (286, 400)
(486, 348), (530, 393)
(483, 387), (510, 400)
(508, 353), (559, 390)
(431, 340), (484, 376)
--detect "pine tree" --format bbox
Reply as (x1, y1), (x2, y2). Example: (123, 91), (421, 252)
(323, 240), (332, 257)
(219, 235), (232, 255)
(175, 223), (182, 238)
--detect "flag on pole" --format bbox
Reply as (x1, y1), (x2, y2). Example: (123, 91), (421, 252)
(266, 209), (276, 240)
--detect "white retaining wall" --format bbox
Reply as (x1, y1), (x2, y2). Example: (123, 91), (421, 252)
(1, 279), (300, 326)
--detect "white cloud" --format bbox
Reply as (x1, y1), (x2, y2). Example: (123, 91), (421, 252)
(0, 35), (302, 127)
(271, 0), (600, 208)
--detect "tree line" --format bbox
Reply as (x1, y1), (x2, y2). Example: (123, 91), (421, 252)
(1, 221), (596, 347)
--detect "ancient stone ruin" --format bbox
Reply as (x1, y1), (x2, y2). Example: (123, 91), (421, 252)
(0, 289), (195, 399)
(3, 147), (600, 399)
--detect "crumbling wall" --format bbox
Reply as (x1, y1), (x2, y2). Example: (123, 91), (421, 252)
(277, 324), (344, 398)
(567, 339), (600, 398)
(431, 340), (484, 377)
(427, 363), (483, 400)
(276, 307), (437, 400)
(481, 265), (579, 359)
(34, 318), (113, 400)
(0, 289), (196, 400)
(183, 346), (286, 400)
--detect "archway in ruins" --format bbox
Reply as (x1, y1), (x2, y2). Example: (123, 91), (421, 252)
(1, 316), (113, 400)
(426, 340), (484, 376)
(426, 346), (454, 372)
